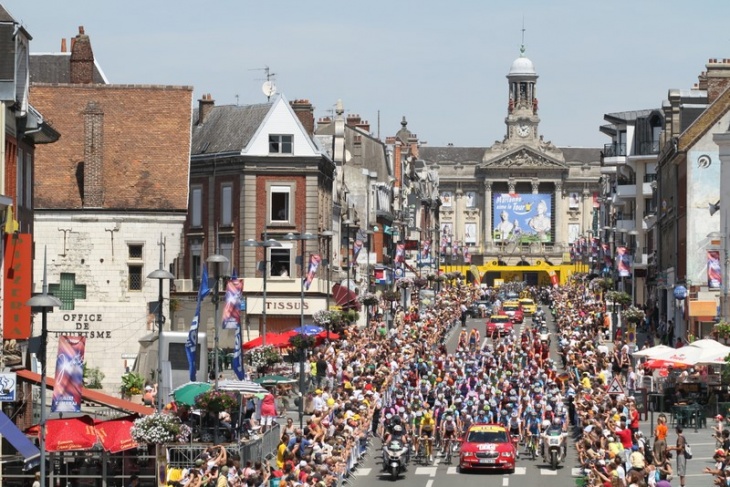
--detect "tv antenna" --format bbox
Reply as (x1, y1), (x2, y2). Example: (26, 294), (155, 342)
(250, 66), (277, 101)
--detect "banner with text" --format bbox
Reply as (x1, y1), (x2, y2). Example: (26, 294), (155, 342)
(708, 250), (722, 289)
(492, 193), (553, 243)
(51, 336), (86, 413)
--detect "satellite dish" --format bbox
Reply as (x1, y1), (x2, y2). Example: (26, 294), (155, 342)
(262, 81), (277, 98)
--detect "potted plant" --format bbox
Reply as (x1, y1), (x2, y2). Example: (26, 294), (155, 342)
(120, 371), (145, 401)
(131, 412), (192, 444)
(194, 390), (238, 413)
(84, 365), (105, 389)
(715, 322), (730, 341)
(245, 345), (282, 373)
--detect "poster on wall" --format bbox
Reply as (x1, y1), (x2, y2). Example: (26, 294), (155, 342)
(464, 223), (477, 245)
(492, 193), (553, 243)
(441, 191), (453, 207)
(465, 191), (477, 208)
(568, 224), (580, 244)
(569, 192), (581, 209)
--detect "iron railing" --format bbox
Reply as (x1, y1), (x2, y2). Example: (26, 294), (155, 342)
(604, 143), (627, 157)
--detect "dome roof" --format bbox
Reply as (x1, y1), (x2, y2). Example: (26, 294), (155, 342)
(508, 47), (536, 76)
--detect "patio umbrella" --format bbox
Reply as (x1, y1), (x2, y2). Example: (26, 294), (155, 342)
(632, 344), (674, 358)
(316, 330), (340, 340)
(171, 382), (212, 406)
(242, 332), (294, 350)
(95, 415), (139, 453)
(642, 359), (689, 370)
(218, 379), (268, 394)
(254, 375), (296, 385)
(292, 325), (323, 336)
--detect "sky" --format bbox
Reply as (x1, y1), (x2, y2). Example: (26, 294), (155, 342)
(6, 0), (730, 149)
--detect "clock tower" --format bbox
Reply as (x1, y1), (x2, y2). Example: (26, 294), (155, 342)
(505, 45), (539, 143)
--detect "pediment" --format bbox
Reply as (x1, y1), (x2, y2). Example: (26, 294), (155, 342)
(478, 146), (568, 170)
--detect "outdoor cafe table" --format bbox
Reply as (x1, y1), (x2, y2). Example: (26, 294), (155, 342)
(671, 403), (705, 429)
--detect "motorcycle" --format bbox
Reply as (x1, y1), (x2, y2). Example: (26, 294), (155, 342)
(383, 440), (408, 479)
(542, 430), (567, 470)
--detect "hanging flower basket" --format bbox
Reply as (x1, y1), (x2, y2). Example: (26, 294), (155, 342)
(396, 277), (414, 290)
(194, 390), (238, 413)
(413, 277), (428, 289)
(361, 292), (379, 306)
(715, 322), (730, 339)
(131, 412), (191, 445)
(245, 345), (282, 370)
(622, 306), (645, 324)
(605, 290), (631, 307)
(426, 273), (437, 281)
(382, 290), (400, 302)
(313, 310), (333, 326)
(289, 333), (316, 350)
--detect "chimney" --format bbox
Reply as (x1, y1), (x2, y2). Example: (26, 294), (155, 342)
(198, 94), (214, 125)
(290, 99), (315, 135)
(706, 59), (730, 103)
(61, 38), (67, 53)
(70, 26), (94, 84)
(82, 101), (104, 207)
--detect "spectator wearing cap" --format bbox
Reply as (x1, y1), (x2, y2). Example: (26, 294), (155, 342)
(704, 449), (728, 483)
(143, 384), (157, 406)
(313, 389), (325, 413)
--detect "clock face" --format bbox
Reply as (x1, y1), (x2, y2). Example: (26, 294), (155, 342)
(518, 124), (530, 137)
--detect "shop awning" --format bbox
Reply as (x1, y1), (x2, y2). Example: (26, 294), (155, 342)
(0, 410), (40, 469)
(332, 283), (361, 310)
(15, 369), (154, 416)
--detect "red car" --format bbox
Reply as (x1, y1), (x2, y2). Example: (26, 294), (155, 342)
(486, 314), (513, 336)
(501, 302), (524, 324)
(459, 423), (516, 472)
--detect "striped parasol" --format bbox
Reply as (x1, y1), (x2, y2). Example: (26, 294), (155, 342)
(217, 379), (268, 394)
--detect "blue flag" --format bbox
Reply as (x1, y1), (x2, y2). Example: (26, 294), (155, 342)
(230, 270), (246, 380)
(185, 264), (210, 382)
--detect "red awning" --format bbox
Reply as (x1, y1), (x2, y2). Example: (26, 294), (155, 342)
(16, 369), (154, 416)
(45, 416), (97, 452)
(242, 332), (293, 350)
(95, 415), (139, 453)
(332, 283), (361, 311)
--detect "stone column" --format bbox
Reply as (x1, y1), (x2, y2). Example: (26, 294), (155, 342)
(484, 180), (492, 245)
(554, 180), (565, 247)
(531, 178), (539, 194)
(508, 178), (516, 194)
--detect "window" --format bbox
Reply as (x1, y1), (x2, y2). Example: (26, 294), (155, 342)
(128, 244), (143, 291)
(220, 235), (234, 275)
(270, 185), (291, 223)
(221, 183), (233, 227)
(48, 273), (86, 310)
(269, 134), (293, 154)
(191, 186), (202, 228)
(270, 247), (292, 277)
(190, 238), (202, 290)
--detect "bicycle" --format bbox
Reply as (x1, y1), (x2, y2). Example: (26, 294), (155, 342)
(417, 435), (434, 464)
(442, 434), (460, 464)
(525, 433), (538, 460)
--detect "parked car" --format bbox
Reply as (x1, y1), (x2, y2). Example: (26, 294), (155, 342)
(459, 423), (516, 473)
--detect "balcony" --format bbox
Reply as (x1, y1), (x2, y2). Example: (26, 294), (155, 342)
(604, 143), (627, 157)
(615, 184), (637, 199)
(638, 141), (660, 155)
(642, 182), (654, 196)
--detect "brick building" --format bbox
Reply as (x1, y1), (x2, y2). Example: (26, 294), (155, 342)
(29, 27), (193, 391)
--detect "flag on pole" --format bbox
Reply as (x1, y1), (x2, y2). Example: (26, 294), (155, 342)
(395, 243), (405, 263)
(616, 246), (630, 277)
(421, 240), (431, 259)
(304, 254), (321, 290)
(462, 245), (471, 264)
(353, 229), (365, 264)
(51, 336), (86, 413)
(221, 270), (244, 330)
(186, 264), (210, 382)
(231, 269), (246, 380)
(708, 250), (722, 289)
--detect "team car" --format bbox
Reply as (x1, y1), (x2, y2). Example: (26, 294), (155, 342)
(486, 314), (513, 336)
(518, 298), (537, 315)
(501, 301), (524, 324)
(459, 423), (516, 472)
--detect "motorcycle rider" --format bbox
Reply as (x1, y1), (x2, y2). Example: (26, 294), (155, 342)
(541, 417), (566, 462)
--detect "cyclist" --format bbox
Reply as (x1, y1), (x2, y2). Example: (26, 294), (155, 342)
(419, 410), (436, 461)
(524, 410), (541, 457)
(440, 411), (459, 456)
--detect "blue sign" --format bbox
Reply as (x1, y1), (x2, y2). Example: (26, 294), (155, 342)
(673, 285), (688, 300)
(0, 373), (17, 402)
(238, 297), (247, 311)
(493, 193), (553, 243)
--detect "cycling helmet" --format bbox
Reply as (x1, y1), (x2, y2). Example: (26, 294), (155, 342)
(501, 409), (508, 416)
(545, 405), (552, 412)
(393, 425), (403, 433)
(511, 411), (518, 418)
(553, 418), (561, 425)
(385, 413), (393, 420)
(483, 405), (490, 411)
(542, 420), (550, 428)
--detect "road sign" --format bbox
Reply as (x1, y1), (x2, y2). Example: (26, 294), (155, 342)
(607, 377), (626, 396)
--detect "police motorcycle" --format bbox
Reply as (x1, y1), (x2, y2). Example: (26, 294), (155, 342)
(383, 424), (408, 479)
(541, 419), (568, 470)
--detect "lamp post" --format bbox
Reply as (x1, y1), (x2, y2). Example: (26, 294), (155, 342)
(320, 231), (335, 341)
(27, 247), (62, 487)
(244, 236), (282, 346)
(284, 232), (317, 429)
(207, 253), (229, 389)
(147, 237), (175, 410)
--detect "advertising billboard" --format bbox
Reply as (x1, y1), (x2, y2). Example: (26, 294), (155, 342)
(493, 193), (553, 243)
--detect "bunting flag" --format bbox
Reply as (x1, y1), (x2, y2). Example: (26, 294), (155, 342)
(440, 236), (448, 254)
(421, 240), (431, 259)
(304, 254), (321, 290)
(601, 243), (613, 270)
(463, 245), (471, 264)
(186, 264), (210, 382)
(470, 264), (481, 285)
(353, 229), (365, 264)
(221, 270), (244, 330)
(451, 240), (459, 261)
(395, 243), (405, 263)
(51, 336), (86, 413)
(616, 246), (631, 277)
(708, 250), (722, 289)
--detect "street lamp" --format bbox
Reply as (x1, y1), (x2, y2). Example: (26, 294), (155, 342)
(206, 253), (229, 389)
(243, 236), (282, 346)
(283, 231), (317, 429)
(320, 230), (335, 341)
(147, 238), (175, 410)
(27, 247), (62, 487)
